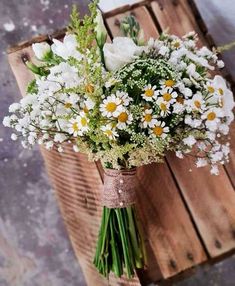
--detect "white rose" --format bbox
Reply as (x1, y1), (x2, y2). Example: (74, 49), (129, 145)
(32, 42), (51, 60)
(103, 37), (145, 71)
(51, 34), (82, 60)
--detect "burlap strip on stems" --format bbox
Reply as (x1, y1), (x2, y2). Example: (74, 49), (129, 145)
(102, 168), (137, 208)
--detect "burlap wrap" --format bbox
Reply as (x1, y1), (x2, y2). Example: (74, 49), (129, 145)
(102, 168), (137, 208)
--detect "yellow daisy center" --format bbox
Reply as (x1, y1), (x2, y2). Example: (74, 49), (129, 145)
(176, 96), (184, 104)
(145, 89), (154, 97)
(81, 117), (87, 126)
(194, 100), (201, 108)
(174, 42), (180, 48)
(72, 122), (79, 131)
(163, 93), (172, 102)
(118, 112), (128, 123)
(85, 84), (94, 94)
(207, 86), (215, 93)
(153, 126), (163, 136)
(165, 79), (175, 87)
(160, 103), (167, 111)
(65, 102), (72, 108)
(144, 114), (152, 122)
(218, 88), (224, 95)
(104, 130), (112, 136)
(106, 102), (117, 112)
(207, 112), (216, 121)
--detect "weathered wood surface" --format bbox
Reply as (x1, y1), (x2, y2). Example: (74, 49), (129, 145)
(225, 122), (235, 188)
(7, 0), (235, 285)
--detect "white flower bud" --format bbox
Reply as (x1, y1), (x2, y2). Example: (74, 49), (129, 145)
(32, 42), (51, 60)
(94, 9), (107, 48)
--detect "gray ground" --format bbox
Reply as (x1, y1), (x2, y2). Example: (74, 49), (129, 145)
(0, 1), (234, 286)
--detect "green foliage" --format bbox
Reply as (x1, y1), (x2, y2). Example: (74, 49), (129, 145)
(68, 1), (98, 53)
(27, 79), (38, 94)
(120, 15), (141, 45)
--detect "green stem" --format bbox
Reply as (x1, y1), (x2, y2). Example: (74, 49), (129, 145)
(115, 208), (133, 278)
(127, 207), (142, 268)
(110, 211), (122, 277)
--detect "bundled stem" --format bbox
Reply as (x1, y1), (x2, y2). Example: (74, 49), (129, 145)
(93, 205), (147, 278)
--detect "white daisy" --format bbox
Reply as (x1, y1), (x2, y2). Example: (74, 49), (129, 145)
(77, 111), (90, 133)
(141, 109), (157, 128)
(160, 79), (176, 89)
(205, 81), (216, 94)
(62, 93), (79, 109)
(211, 75), (235, 123)
(68, 117), (83, 137)
(159, 88), (178, 104)
(171, 39), (182, 49)
(101, 124), (119, 140)
(100, 94), (122, 117)
(156, 97), (171, 116)
(116, 109), (133, 130)
(151, 121), (169, 138)
(116, 91), (133, 106)
(141, 84), (158, 101)
(188, 92), (205, 111)
(202, 107), (223, 131)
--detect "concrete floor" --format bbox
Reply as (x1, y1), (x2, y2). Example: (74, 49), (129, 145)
(0, 1), (234, 286)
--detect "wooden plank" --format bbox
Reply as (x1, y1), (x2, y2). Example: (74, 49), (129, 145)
(106, 6), (207, 281)
(150, 0), (205, 42)
(225, 122), (235, 188)
(8, 47), (35, 96)
(136, 163), (206, 280)
(167, 153), (235, 258)
(106, 6), (159, 40)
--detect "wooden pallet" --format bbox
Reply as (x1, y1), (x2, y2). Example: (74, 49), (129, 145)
(7, 0), (235, 285)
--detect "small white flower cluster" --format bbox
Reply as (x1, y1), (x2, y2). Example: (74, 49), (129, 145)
(3, 34), (97, 153)
(3, 23), (234, 173)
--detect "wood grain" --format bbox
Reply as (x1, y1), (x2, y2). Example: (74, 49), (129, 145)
(150, 0), (204, 38)
(8, 47), (35, 96)
(225, 122), (235, 188)
(136, 163), (206, 280)
(167, 153), (235, 258)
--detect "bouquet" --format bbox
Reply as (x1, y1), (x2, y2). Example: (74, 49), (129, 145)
(3, 1), (234, 279)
